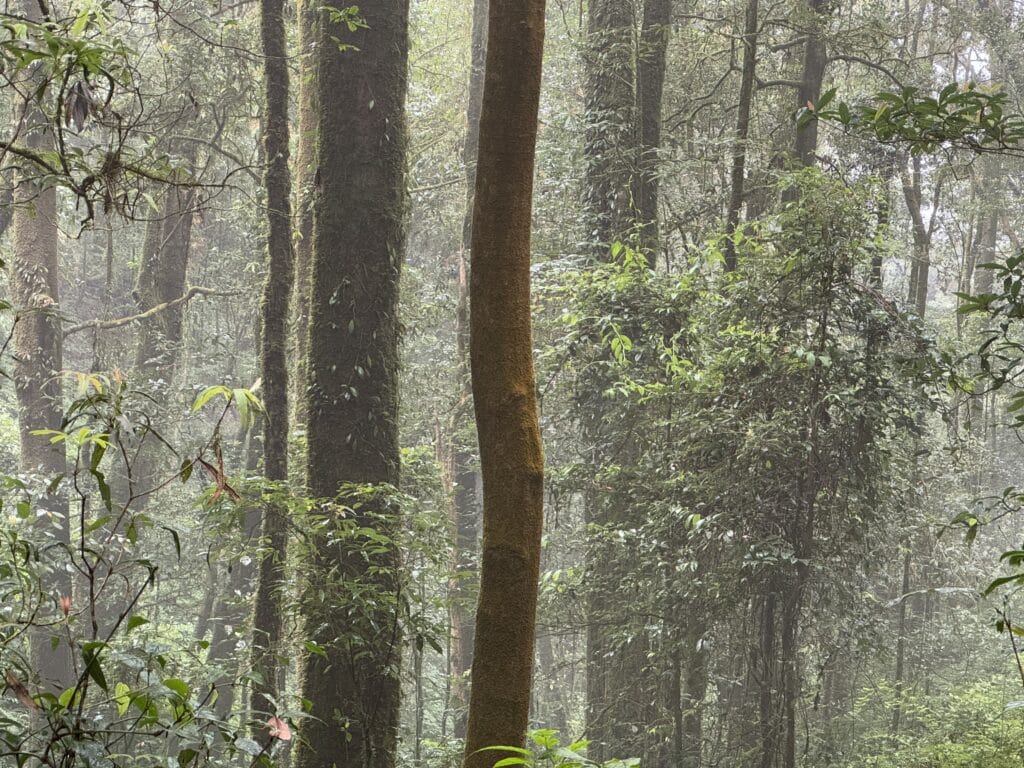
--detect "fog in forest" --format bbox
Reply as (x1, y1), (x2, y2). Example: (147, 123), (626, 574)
(3, 1), (1024, 767)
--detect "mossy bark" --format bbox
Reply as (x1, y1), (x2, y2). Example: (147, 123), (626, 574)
(291, 0), (318, 429)
(251, 0), (294, 727)
(460, 0), (546, 766)
(292, 2), (408, 766)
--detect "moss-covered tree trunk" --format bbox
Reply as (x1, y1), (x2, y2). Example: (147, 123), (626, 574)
(460, 0), (546, 764)
(292, 1), (408, 766)
(447, 0), (488, 740)
(291, 0), (318, 429)
(250, 0), (294, 727)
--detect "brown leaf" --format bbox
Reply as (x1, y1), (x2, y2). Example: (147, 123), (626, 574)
(4, 670), (39, 712)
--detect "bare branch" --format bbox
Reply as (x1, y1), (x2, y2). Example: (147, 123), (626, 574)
(63, 287), (240, 338)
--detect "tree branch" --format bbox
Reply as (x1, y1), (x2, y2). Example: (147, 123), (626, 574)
(63, 287), (239, 338)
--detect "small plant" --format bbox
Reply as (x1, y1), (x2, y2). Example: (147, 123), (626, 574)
(478, 730), (639, 768)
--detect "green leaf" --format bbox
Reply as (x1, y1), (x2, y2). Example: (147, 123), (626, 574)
(126, 615), (148, 633)
(163, 677), (190, 700)
(161, 526), (182, 559)
(82, 646), (108, 691)
(114, 682), (131, 716)
(191, 385), (231, 412)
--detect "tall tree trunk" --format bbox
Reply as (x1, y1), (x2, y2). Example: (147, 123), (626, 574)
(461, 0), (546, 764)
(291, 0), (318, 428)
(634, 0), (670, 255)
(724, 0), (759, 271)
(584, 0), (637, 255)
(251, 0), (294, 729)
(447, 0), (488, 740)
(10, 17), (73, 688)
(292, 1), (408, 766)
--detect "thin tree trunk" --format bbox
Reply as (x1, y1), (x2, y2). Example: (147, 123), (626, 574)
(724, 0), (759, 271)
(461, 0), (546, 764)
(448, 0), (488, 740)
(10, 21), (73, 688)
(889, 550), (912, 743)
(792, 0), (829, 168)
(635, 0), (671, 255)
(681, 622), (708, 768)
(291, 0), (318, 428)
(251, 0), (294, 729)
(292, 1), (408, 765)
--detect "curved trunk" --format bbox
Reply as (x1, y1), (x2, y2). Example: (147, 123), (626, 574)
(461, 0), (546, 765)
(448, 0), (488, 740)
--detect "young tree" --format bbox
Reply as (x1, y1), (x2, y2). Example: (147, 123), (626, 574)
(447, 0), (488, 739)
(461, 0), (546, 765)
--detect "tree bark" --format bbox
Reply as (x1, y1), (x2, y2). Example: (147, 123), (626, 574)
(291, 0), (318, 428)
(584, 0), (637, 255)
(461, 0), (546, 764)
(724, 0), (759, 271)
(250, 0), (294, 729)
(10, 60), (73, 694)
(292, 1), (408, 766)
(792, 0), (829, 168)
(634, 0), (670, 255)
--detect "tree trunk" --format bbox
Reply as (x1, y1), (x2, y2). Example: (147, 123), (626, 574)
(584, 0), (637, 255)
(251, 0), (294, 729)
(889, 550), (912, 743)
(447, 0), (488, 740)
(10, 32), (73, 689)
(634, 0), (670, 255)
(461, 0), (546, 764)
(792, 0), (829, 168)
(724, 0), (759, 271)
(291, 0), (318, 428)
(292, 1), (408, 766)
(680, 622), (708, 768)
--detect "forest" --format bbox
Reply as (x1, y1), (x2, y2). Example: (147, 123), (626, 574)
(3, 0), (1024, 766)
